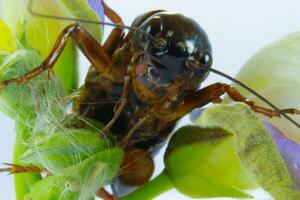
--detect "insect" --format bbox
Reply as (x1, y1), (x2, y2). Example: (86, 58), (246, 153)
(1, 0), (300, 199)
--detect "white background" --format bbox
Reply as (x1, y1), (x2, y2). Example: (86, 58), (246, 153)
(1, 0), (300, 199)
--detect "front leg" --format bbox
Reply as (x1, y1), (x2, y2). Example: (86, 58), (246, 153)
(162, 83), (300, 121)
(0, 24), (112, 90)
(0, 163), (116, 200)
(102, 0), (125, 57)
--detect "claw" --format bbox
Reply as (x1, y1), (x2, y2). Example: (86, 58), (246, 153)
(279, 108), (300, 116)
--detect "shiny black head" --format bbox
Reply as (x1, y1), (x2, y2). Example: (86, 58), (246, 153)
(131, 11), (212, 103)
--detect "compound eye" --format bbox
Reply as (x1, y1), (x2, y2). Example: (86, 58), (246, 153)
(148, 16), (163, 36)
(200, 53), (212, 66)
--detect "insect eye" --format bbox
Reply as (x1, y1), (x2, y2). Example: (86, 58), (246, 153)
(148, 16), (163, 36)
(147, 65), (160, 80)
(199, 53), (212, 66)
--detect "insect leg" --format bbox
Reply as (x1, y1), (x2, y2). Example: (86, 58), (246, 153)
(119, 107), (160, 147)
(101, 75), (131, 134)
(0, 163), (116, 199)
(96, 188), (117, 200)
(119, 114), (151, 147)
(220, 83), (300, 117)
(163, 83), (300, 120)
(0, 163), (46, 174)
(102, 0), (125, 56)
(0, 24), (111, 90)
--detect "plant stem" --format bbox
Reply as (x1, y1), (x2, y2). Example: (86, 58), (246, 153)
(120, 170), (173, 200)
(14, 122), (41, 200)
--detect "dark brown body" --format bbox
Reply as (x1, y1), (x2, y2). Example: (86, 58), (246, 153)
(76, 9), (213, 153)
(79, 69), (176, 152)
(74, 9), (288, 194)
(1, 1), (299, 199)
(78, 45), (176, 153)
(75, 10), (214, 194)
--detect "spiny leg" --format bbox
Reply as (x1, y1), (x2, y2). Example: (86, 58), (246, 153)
(119, 106), (161, 147)
(0, 163), (46, 174)
(0, 164), (116, 199)
(118, 115), (150, 147)
(101, 75), (131, 134)
(84, 0), (130, 133)
(220, 83), (300, 117)
(163, 83), (300, 121)
(0, 1), (128, 90)
(0, 23), (111, 91)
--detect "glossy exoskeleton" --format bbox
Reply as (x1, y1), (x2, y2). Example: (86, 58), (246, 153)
(77, 8), (214, 193)
(81, 11), (213, 146)
(1, 0), (300, 198)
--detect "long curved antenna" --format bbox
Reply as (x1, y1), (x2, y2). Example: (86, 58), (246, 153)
(28, 0), (155, 41)
(200, 65), (300, 128)
(145, 51), (300, 128)
(28, 0), (299, 128)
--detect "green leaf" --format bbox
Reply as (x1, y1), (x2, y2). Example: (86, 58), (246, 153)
(23, 148), (123, 200)
(1, 0), (102, 94)
(19, 116), (123, 200)
(165, 126), (255, 198)
(13, 121), (42, 200)
(164, 103), (300, 199)
(0, 49), (42, 118)
(230, 33), (300, 144)
(19, 118), (111, 172)
(23, 176), (80, 200)
(195, 103), (300, 200)
(59, 0), (103, 41)
(0, 49), (66, 120)
(15, 20), (32, 49)
(63, 148), (123, 200)
(0, 20), (17, 55)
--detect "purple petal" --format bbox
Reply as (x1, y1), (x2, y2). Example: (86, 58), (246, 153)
(190, 108), (205, 121)
(191, 108), (300, 188)
(87, 0), (105, 23)
(264, 121), (300, 188)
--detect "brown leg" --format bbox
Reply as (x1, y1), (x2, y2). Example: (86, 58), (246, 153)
(0, 24), (111, 90)
(1, 164), (117, 199)
(97, 188), (117, 200)
(119, 106), (161, 147)
(221, 83), (300, 117)
(101, 75), (131, 135)
(102, 0), (125, 56)
(119, 114), (152, 147)
(0, 163), (46, 174)
(103, 28), (125, 57)
(168, 83), (300, 120)
(102, 0), (124, 25)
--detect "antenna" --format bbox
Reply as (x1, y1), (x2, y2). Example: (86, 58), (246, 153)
(28, 0), (299, 128)
(28, 0), (155, 41)
(199, 65), (300, 128)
